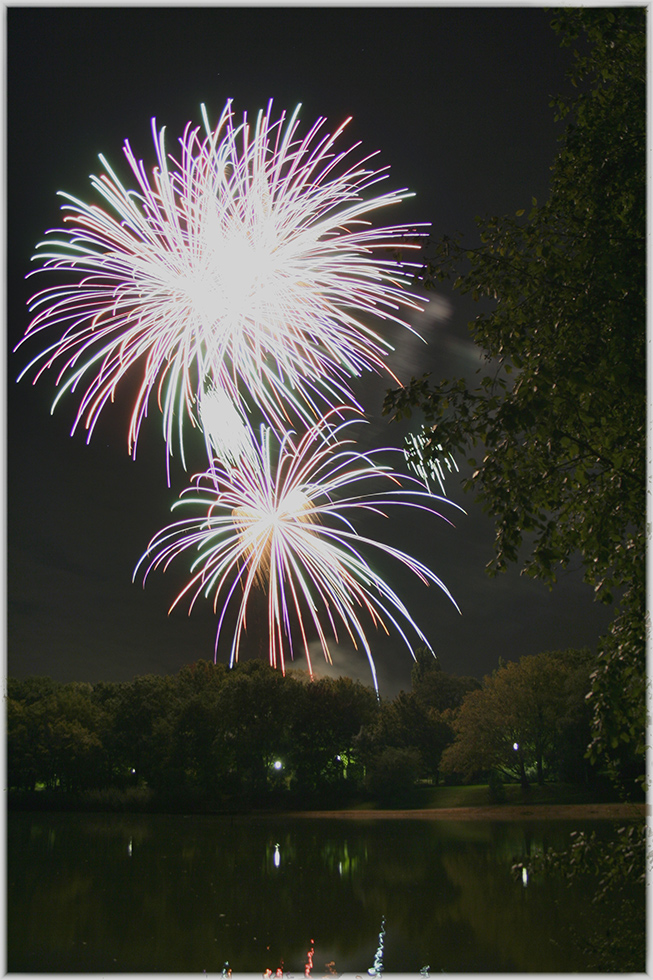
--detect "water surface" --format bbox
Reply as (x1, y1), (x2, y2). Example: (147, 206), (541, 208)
(7, 810), (641, 974)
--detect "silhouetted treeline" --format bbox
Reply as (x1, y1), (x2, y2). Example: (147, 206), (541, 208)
(8, 647), (634, 811)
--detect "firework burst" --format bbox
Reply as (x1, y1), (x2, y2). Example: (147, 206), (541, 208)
(17, 99), (428, 475)
(134, 414), (461, 692)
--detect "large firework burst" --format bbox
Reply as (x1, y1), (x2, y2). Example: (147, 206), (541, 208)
(17, 99), (427, 475)
(134, 415), (461, 692)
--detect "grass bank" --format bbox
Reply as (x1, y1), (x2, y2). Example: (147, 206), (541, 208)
(376, 781), (622, 811)
(8, 779), (634, 816)
(284, 783), (646, 822)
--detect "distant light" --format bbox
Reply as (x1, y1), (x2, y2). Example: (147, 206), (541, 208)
(274, 843), (280, 868)
(273, 760), (283, 770)
(522, 866), (528, 887)
(513, 742), (519, 751)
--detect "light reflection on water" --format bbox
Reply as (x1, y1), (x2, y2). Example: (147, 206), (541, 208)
(367, 915), (386, 977)
(7, 810), (642, 974)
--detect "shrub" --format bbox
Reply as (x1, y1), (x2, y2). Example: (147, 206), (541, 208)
(487, 770), (507, 804)
(365, 747), (421, 805)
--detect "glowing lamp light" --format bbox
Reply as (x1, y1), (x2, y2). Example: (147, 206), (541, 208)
(273, 760), (283, 770)
(513, 742), (519, 751)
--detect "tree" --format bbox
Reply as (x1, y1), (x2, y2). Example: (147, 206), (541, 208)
(169, 660), (229, 795)
(287, 675), (377, 796)
(355, 690), (453, 786)
(7, 682), (110, 792)
(7, 698), (40, 790)
(7, 675), (62, 704)
(411, 648), (481, 713)
(552, 647), (597, 783)
(440, 650), (593, 786)
(175, 659), (228, 699)
(384, 9), (646, 780)
(110, 673), (180, 790)
(6, 679), (63, 790)
(211, 660), (296, 798)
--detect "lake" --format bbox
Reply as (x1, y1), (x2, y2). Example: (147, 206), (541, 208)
(7, 809), (643, 974)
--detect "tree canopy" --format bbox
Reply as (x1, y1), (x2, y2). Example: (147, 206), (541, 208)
(384, 8), (646, 775)
(440, 649), (594, 786)
(8, 646), (637, 806)
(411, 647), (481, 712)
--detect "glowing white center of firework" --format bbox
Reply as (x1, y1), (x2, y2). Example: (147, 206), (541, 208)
(233, 488), (312, 539)
(188, 195), (281, 331)
(231, 488), (314, 582)
(276, 487), (312, 521)
(182, 249), (251, 328)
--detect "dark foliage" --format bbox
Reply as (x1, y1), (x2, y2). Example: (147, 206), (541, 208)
(383, 8), (646, 785)
(7, 646), (615, 809)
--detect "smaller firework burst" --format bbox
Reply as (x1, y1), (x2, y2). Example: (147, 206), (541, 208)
(134, 413), (461, 692)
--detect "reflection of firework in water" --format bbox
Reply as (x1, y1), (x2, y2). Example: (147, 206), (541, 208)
(304, 939), (315, 978)
(135, 415), (460, 692)
(368, 915), (386, 977)
(16, 99), (427, 473)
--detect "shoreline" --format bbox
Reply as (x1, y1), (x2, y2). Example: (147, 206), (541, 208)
(8, 796), (647, 821)
(270, 802), (648, 821)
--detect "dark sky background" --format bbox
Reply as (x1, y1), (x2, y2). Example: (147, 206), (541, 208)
(6, 5), (615, 698)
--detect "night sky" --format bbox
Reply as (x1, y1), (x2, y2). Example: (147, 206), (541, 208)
(7, 5), (615, 698)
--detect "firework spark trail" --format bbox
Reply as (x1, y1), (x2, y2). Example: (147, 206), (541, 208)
(404, 429), (460, 495)
(134, 414), (462, 693)
(16, 99), (428, 477)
